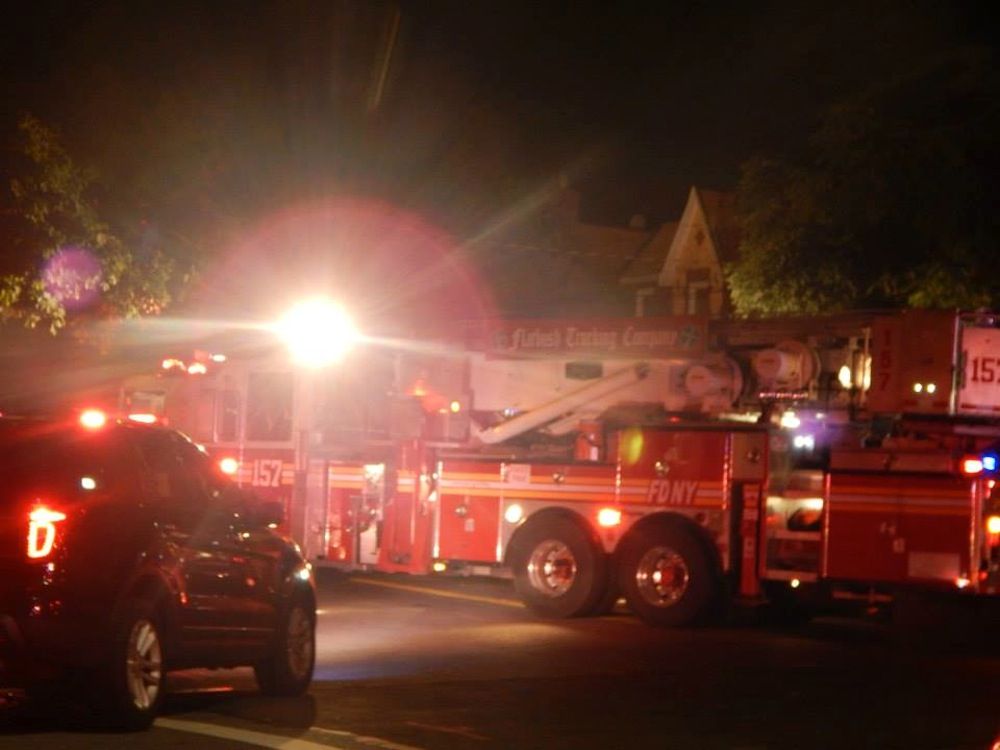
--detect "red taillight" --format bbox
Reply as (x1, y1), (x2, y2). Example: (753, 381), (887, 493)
(27, 505), (67, 559)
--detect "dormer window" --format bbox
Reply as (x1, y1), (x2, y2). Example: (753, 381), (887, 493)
(685, 268), (710, 315)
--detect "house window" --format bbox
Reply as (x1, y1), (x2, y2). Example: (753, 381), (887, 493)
(635, 287), (672, 317)
(684, 268), (711, 316)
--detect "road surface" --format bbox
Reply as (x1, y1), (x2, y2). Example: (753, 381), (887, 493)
(2, 570), (998, 749)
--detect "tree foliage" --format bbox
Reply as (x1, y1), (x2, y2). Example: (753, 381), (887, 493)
(2, 114), (175, 332)
(727, 49), (1000, 316)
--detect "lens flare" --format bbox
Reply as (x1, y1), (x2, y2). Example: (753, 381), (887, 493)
(42, 246), (102, 311)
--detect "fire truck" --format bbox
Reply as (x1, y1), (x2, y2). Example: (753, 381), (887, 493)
(116, 309), (1000, 626)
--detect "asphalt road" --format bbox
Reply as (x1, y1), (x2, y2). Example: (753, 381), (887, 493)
(2, 570), (999, 749)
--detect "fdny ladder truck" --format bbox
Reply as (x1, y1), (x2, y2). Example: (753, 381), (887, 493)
(117, 310), (1000, 626)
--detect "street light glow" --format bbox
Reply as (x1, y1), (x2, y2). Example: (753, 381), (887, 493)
(276, 298), (359, 367)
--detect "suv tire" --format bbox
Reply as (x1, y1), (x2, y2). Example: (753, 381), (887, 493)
(254, 593), (315, 696)
(93, 599), (166, 731)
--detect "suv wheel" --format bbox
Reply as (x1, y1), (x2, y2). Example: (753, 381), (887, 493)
(94, 599), (166, 730)
(254, 594), (315, 696)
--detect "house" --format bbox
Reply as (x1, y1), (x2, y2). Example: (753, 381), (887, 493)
(619, 186), (739, 318)
(482, 184), (738, 320)
(480, 188), (651, 317)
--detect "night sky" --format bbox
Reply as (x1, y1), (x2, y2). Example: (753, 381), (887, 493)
(0, 0), (996, 407)
(4, 0), (994, 226)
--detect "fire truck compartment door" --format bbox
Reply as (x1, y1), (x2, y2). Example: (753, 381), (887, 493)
(827, 465), (973, 585)
(896, 474), (972, 584)
(825, 472), (906, 583)
(618, 428), (727, 509)
(437, 493), (501, 563)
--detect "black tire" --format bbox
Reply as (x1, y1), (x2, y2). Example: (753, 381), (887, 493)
(92, 599), (166, 731)
(510, 515), (608, 618)
(254, 593), (316, 696)
(618, 521), (719, 627)
(585, 564), (622, 616)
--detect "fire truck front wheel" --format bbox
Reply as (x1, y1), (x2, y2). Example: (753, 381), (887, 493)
(510, 515), (609, 618)
(618, 522), (717, 627)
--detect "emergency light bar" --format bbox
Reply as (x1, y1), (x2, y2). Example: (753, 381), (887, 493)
(961, 452), (999, 476)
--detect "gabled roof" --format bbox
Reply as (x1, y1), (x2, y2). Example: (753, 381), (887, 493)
(696, 188), (740, 263)
(479, 185), (739, 316)
(618, 222), (678, 285)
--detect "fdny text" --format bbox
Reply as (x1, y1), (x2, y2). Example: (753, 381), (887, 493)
(646, 479), (699, 505)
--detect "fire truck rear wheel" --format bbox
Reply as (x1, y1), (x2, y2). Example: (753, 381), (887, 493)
(510, 516), (608, 618)
(618, 523), (717, 627)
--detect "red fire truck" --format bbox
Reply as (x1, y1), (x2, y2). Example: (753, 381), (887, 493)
(117, 309), (1000, 625)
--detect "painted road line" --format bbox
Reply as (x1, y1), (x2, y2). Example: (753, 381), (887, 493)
(155, 718), (339, 749)
(156, 718), (425, 750)
(310, 726), (423, 750)
(404, 721), (491, 741)
(349, 577), (524, 609)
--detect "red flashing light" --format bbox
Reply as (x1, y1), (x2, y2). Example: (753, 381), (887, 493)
(79, 409), (107, 430)
(27, 505), (67, 559)
(219, 457), (239, 476)
(961, 456), (984, 476)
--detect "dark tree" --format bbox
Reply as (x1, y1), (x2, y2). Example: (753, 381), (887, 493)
(728, 47), (1000, 315)
(2, 115), (175, 332)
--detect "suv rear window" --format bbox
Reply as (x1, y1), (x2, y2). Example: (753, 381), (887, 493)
(0, 423), (132, 510)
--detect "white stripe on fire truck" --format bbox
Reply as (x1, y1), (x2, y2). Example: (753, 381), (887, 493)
(438, 479), (614, 493)
(830, 495), (970, 515)
(830, 493), (969, 507)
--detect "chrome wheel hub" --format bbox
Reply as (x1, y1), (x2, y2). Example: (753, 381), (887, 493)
(526, 539), (577, 597)
(126, 618), (162, 710)
(635, 545), (689, 607)
(285, 606), (314, 680)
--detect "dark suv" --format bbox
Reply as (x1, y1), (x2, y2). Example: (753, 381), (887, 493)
(0, 413), (316, 730)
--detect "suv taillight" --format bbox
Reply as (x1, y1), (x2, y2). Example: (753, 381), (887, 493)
(27, 505), (67, 559)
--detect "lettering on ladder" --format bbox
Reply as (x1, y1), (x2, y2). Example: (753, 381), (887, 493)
(646, 479), (699, 505)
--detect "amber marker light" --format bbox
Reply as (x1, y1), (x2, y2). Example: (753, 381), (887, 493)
(504, 503), (525, 524)
(162, 358), (185, 371)
(597, 507), (622, 527)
